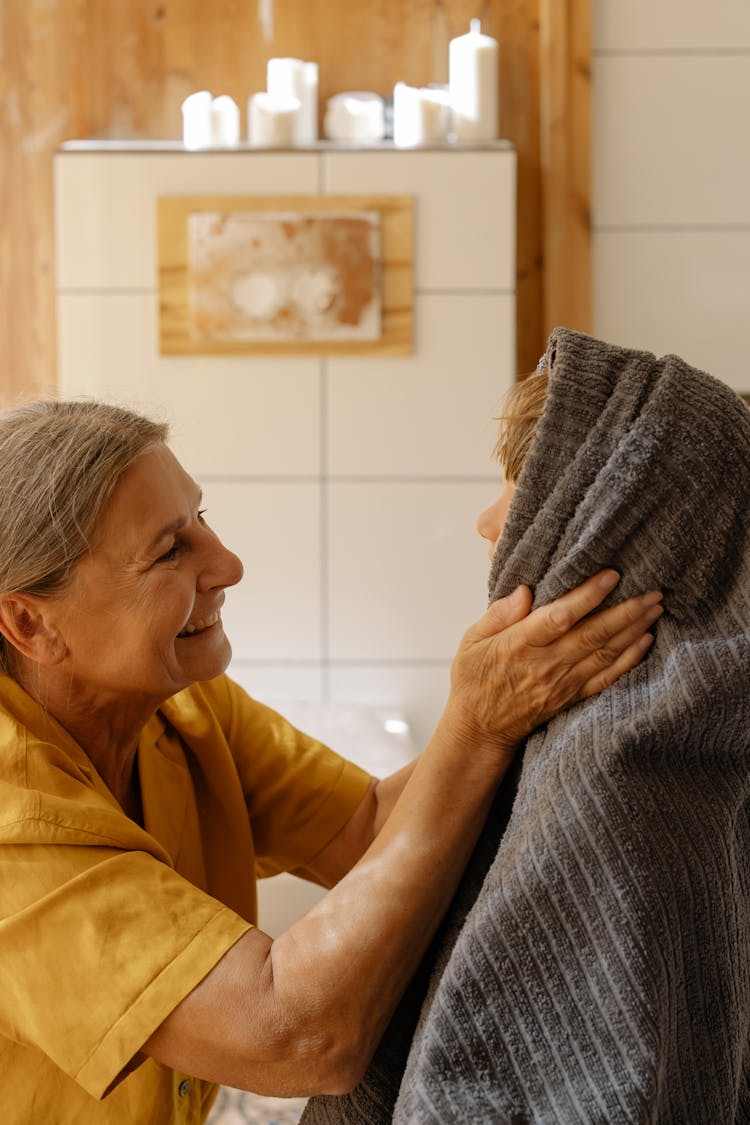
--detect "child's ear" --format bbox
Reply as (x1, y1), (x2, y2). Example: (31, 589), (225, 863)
(0, 594), (67, 666)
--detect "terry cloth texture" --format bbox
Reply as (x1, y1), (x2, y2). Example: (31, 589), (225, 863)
(301, 329), (750, 1124)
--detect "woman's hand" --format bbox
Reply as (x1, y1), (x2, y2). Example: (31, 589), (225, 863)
(445, 569), (663, 761)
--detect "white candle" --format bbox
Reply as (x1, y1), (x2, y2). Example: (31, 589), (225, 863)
(448, 18), (499, 141)
(210, 95), (240, 147)
(393, 82), (450, 148)
(181, 90), (213, 150)
(248, 92), (300, 147)
(267, 57), (319, 144)
(300, 62), (319, 143)
(324, 92), (385, 143)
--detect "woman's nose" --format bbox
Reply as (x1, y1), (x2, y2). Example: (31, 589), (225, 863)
(220, 546), (244, 589)
(199, 535), (244, 592)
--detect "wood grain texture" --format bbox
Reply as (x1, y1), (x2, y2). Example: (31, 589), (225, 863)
(0, 0), (589, 399)
(1, 1), (74, 403)
(539, 0), (591, 339)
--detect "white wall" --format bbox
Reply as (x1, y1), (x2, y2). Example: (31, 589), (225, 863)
(55, 144), (516, 750)
(593, 1), (750, 392)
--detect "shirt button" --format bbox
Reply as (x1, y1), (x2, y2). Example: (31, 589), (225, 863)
(178, 1078), (192, 1097)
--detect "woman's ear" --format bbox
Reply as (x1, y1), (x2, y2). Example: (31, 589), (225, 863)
(0, 594), (67, 666)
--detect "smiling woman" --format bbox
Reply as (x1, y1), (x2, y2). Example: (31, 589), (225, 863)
(39, 445), (243, 709)
(0, 398), (661, 1124)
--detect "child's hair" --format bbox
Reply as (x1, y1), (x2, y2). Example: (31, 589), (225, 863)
(493, 365), (549, 482)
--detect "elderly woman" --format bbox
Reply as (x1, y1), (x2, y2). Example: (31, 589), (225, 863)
(0, 399), (661, 1124)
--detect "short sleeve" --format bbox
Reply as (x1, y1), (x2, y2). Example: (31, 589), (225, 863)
(0, 838), (251, 1100)
(195, 677), (372, 877)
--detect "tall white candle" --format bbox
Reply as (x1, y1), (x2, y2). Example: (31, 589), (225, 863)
(210, 95), (240, 147)
(300, 62), (319, 143)
(324, 92), (385, 143)
(393, 82), (450, 148)
(248, 92), (300, 147)
(448, 18), (499, 141)
(267, 57), (319, 144)
(181, 90), (213, 150)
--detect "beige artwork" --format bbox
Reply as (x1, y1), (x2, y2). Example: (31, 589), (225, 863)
(188, 210), (382, 342)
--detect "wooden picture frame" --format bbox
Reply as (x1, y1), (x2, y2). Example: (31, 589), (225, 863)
(157, 194), (413, 356)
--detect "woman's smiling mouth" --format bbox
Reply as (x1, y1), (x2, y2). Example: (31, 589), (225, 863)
(176, 610), (221, 639)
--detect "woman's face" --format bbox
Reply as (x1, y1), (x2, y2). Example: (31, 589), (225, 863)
(476, 480), (516, 559)
(49, 443), (243, 706)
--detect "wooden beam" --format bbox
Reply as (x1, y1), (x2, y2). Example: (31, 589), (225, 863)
(492, 0), (545, 375)
(538, 0), (592, 340)
(0, 0), (77, 403)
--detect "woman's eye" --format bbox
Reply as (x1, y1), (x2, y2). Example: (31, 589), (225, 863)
(156, 542), (181, 563)
(153, 510), (205, 564)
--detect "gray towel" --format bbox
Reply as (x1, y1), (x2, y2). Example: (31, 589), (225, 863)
(302, 329), (750, 1123)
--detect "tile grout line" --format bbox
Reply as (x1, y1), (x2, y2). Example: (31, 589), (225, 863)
(230, 659), (453, 668)
(200, 474), (503, 484)
(594, 47), (750, 58)
(58, 287), (516, 297)
(319, 354), (331, 704)
(594, 223), (750, 234)
(319, 151), (331, 704)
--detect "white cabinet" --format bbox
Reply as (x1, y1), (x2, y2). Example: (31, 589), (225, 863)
(55, 142), (516, 749)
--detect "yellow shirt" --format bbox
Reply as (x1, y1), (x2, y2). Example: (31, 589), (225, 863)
(0, 673), (371, 1124)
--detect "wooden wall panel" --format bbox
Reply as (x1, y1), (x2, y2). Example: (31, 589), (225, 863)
(1, 1), (72, 402)
(540, 0), (591, 340)
(0, 0), (589, 403)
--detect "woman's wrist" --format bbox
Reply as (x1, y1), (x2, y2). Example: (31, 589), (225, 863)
(435, 697), (520, 775)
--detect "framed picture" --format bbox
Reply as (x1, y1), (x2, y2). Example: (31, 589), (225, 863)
(157, 194), (413, 356)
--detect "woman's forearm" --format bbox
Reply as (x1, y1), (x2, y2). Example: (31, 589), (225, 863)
(267, 704), (510, 1089)
(372, 758), (418, 835)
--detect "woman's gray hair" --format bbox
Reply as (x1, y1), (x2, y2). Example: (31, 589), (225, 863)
(0, 399), (169, 674)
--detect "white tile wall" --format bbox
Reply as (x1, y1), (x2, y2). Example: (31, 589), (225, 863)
(327, 293), (514, 477)
(54, 152), (321, 289)
(594, 230), (750, 391)
(328, 664), (454, 758)
(323, 149), (516, 291)
(593, 6), (750, 394)
(205, 480), (322, 662)
(327, 481), (500, 661)
(229, 664), (325, 705)
(594, 1), (750, 52)
(58, 292), (323, 477)
(594, 56), (750, 227)
(55, 144), (515, 741)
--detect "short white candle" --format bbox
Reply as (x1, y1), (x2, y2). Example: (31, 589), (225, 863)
(248, 92), (300, 147)
(324, 92), (385, 143)
(210, 95), (240, 147)
(267, 57), (319, 144)
(448, 18), (499, 141)
(393, 82), (450, 148)
(181, 90), (213, 150)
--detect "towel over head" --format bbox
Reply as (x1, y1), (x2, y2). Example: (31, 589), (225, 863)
(302, 328), (750, 1124)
